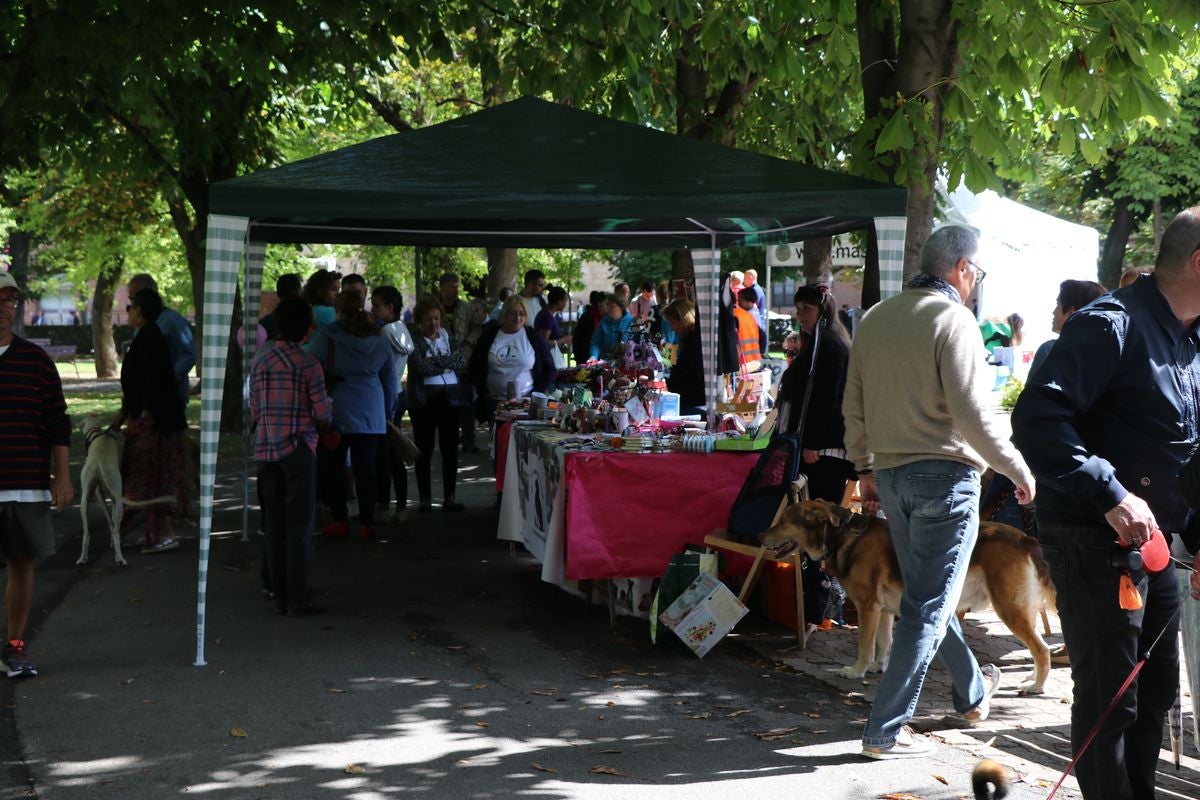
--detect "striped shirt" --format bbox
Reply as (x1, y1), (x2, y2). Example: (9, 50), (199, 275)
(0, 336), (71, 492)
(248, 341), (333, 463)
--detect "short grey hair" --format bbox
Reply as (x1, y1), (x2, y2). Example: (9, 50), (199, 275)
(1155, 207), (1200, 275)
(920, 225), (980, 278)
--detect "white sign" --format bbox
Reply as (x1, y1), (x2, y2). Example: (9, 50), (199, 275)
(767, 234), (866, 268)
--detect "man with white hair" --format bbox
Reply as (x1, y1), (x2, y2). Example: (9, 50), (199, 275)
(844, 224), (1034, 759)
(743, 269), (766, 315)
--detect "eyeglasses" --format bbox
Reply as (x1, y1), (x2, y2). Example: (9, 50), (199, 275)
(0, 296), (19, 309)
(967, 259), (986, 284)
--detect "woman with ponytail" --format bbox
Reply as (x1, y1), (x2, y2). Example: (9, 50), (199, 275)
(777, 284), (855, 630)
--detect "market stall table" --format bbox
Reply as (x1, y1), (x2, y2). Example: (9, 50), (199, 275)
(497, 421), (757, 616)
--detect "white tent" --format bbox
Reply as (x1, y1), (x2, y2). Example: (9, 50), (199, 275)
(943, 185), (1101, 356)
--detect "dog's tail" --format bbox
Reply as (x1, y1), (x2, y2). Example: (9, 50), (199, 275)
(121, 495), (177, 508)
(972, 758), (1010, 800)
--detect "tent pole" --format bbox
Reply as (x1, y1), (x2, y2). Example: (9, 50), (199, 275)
(196, 214), (250, 667)
(414, 246), (423, 300)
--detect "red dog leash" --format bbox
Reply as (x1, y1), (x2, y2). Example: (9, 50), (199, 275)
(1045, 599), (1182, 800)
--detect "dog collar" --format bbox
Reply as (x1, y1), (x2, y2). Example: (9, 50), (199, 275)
(845, 512), (872, 536)
(84, 427), (120, 451)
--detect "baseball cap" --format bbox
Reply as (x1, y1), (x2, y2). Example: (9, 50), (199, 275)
(0, 272), (19, 293)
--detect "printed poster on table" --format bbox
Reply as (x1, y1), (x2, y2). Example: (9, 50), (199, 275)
(512, 424), (566, 564)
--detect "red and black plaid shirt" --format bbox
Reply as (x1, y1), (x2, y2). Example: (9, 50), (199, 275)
(248, 342), (333, 462)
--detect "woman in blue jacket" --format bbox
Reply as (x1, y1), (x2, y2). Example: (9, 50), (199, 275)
(588, 293), (633, 361)
(307, 291), (397, 541)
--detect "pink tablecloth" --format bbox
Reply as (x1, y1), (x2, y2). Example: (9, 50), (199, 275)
(562, 450), (756, 580)
(494, 421), (511, 493)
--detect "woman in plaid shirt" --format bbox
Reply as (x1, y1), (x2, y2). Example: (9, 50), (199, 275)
(249, 298), (333, 616)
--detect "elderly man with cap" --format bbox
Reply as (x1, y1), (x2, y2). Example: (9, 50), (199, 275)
(0, 272), (73, 678)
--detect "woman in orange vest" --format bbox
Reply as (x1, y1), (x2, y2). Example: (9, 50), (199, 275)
(732, 287), (765, 370)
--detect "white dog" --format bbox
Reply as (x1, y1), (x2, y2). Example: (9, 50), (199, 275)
(79, 417), (176, 566)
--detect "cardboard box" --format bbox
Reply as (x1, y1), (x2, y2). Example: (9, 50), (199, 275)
(658, 573), (748, 657)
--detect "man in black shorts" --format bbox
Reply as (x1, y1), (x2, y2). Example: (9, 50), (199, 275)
(0, 272), (73, 678)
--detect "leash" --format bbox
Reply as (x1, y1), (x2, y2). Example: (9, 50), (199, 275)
(1044, 594), (1183, 800)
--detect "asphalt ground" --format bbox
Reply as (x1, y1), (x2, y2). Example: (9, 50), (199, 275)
(1, 444), (1195, 799)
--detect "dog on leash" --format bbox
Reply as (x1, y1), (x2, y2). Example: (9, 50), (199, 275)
(78, 417), (177, 566)
(760, 499), (1057, 694)
(973, 759), (1010, 799)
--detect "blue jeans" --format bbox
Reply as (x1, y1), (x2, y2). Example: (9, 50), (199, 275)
(862, 459), (987, 747)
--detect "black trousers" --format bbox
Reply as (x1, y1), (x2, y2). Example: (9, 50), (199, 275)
(1039, 521), (1179, 800)
(376, 394), (410, 509)
(320, 434), (380, 525)
(258, 447), (316, 613)
(410, 390), (460, 501)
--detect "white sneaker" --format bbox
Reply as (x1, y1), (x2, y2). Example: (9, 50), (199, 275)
(962, 663), (1002, 724)
(861, 726), (935, 760)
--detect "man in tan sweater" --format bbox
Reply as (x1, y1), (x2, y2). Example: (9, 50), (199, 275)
(843, 224), (1035, 759)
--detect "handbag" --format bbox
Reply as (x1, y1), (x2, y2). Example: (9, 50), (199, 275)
(388, 422), (421, 465)
(318, 428), (342, 450)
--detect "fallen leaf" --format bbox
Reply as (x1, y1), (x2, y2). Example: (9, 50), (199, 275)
(532, 763), (556, 773)
(590, 765), (628, 777)
(804, 712), (821, 719)
(933, 775), (948, 785)
(725, 709), (751, 718)
(596, 748), (622, 754)
(469, 683), (487, 690)
(344, 764), (365, 774)
(327, 688), (347, 693)
(687, 712), (711, 720)
(447, 645), (464, 651)
(752, 727), (801, 741)
(475, 721), (490, 728)
(531, 689), (557, 696)
(229, 727), (248, 738)
(878, 794), (924, 800)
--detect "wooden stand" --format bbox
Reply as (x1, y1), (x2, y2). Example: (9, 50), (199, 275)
(703, 475), (811, 648)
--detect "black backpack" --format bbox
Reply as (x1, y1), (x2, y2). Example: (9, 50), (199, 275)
(726, 433), (803, 544)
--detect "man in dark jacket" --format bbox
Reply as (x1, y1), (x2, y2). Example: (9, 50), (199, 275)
(1012, 206), (1200, 800)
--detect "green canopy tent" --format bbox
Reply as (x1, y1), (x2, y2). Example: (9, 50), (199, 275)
(196, 96), (907, 665)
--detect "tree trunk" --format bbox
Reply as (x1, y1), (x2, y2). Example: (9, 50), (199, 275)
(895, 0), (959, 275)
(802, 237), (834, 285)
(92, 253), (123, 378)
(6, 228), (30, 337)
(861, 226), (882, 309)
(486, 247), (518, 301)
(1100, 197), (1140, 287)
(671, 249), (695, 283)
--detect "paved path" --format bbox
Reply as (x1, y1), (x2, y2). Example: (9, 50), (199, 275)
(2, 447), (1198, 799)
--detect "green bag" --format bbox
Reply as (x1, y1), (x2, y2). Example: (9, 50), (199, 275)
(650, 548), (719, 644)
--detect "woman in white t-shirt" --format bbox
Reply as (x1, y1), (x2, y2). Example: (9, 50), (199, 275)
(406, 298), (466, 513)
(469, 296), (556, 420)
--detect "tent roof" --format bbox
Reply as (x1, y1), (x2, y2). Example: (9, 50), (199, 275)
(209, 96), (906, 249)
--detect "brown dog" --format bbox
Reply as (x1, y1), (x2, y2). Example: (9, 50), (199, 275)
(760, 499), (1057, 694)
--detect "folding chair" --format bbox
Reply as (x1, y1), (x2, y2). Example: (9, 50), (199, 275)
(704, 475), (810, 647)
